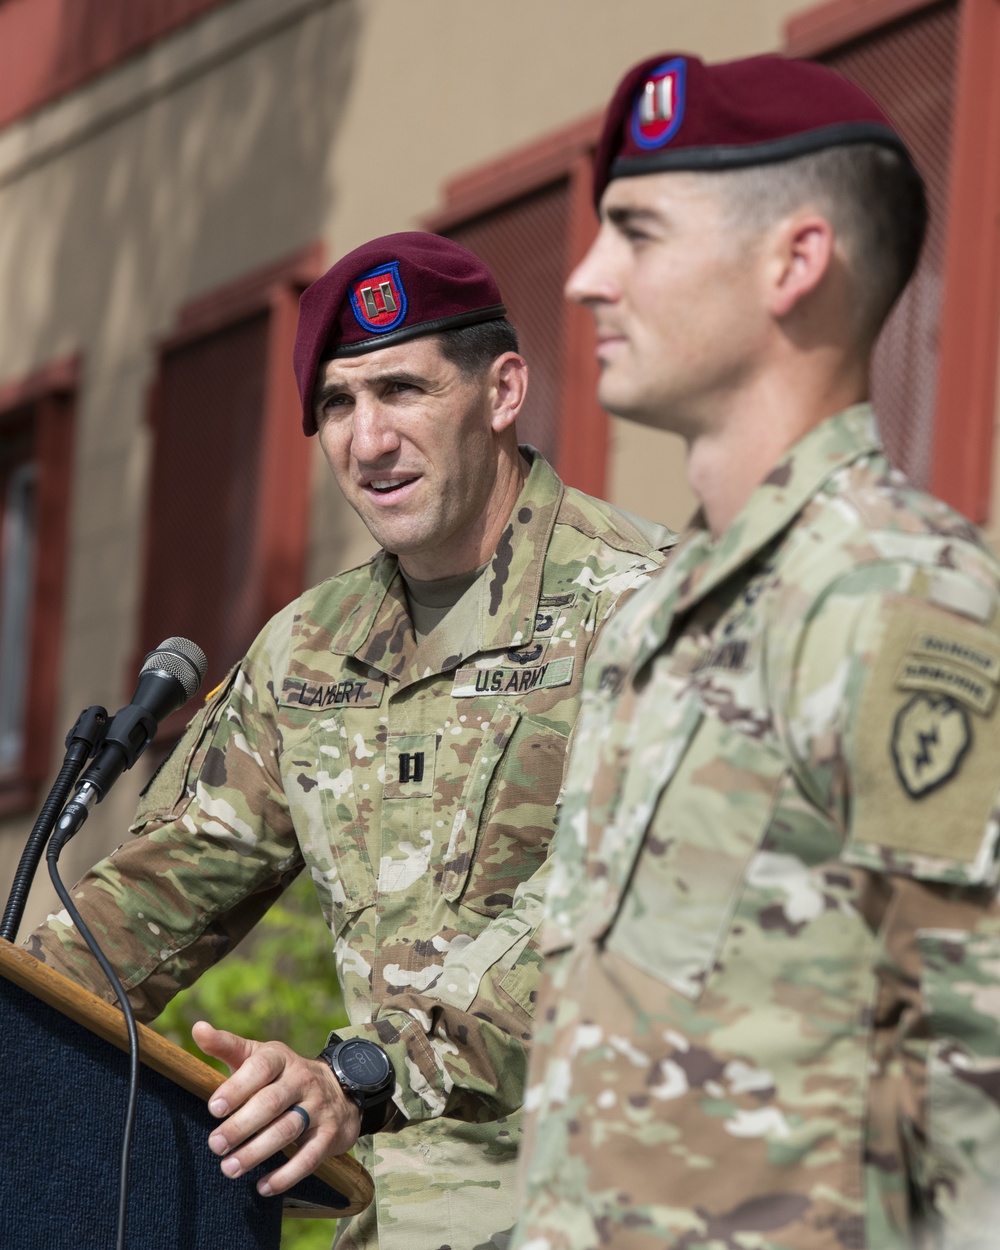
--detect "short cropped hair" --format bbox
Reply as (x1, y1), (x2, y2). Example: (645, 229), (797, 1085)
(434, 318), (520, 378)
(713, 143), (927, 346)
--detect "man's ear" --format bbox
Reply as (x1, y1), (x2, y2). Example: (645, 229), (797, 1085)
(490, 353), (529, 433)
(767, 212), (835, 320)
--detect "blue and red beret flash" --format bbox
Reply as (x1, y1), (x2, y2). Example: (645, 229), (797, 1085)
(593, 52), (917, 207)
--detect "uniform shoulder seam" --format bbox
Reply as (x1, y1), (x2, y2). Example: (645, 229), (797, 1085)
(557, 485), (674, 554)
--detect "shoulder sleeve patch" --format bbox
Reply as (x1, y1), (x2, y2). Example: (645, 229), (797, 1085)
(131, 663), (240, 833)
(847, 601), (1000, 883)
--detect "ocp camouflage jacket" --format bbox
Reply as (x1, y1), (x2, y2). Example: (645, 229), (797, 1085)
(514, 408), (1000, 1250)
(30, 450), (674, 1250)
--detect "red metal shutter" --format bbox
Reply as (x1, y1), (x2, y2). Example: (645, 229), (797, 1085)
(821, 1), (960, 485)
(140, 311), (270, 700)
(444, 179), (571, 465)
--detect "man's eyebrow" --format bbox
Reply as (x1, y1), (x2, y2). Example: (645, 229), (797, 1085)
(605, 204), (664, 228)
(313, 369), (430, 406)
(369, 369), (431, 389)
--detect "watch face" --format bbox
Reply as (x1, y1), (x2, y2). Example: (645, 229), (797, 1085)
(338, 1039), (393, 1093)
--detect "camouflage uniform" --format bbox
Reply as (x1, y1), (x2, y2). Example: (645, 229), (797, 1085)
(29, 451), (673, 1250)
(513, 407), (1000, 1250)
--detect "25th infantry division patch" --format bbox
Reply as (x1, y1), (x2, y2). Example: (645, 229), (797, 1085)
(891, 693), (971, 798)
(849, 600), (1000, 866)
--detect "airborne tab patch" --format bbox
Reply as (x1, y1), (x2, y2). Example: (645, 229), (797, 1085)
(891, 624), (1000, 714)
(280, 676), (386, 710)
(895, 657), (997, 715)
(451, 656), (573, 698)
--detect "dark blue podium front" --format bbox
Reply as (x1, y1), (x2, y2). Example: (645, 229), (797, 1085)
(0, 971), (356, 1249)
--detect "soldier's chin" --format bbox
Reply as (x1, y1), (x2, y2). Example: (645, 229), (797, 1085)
(599, 383), (665, 431)
(374, 528), (425, 561)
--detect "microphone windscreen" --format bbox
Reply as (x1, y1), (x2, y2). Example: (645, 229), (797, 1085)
(141, 637), (208, 701)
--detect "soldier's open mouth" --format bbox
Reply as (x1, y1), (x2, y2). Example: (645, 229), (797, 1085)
(369, 478), (417, 495)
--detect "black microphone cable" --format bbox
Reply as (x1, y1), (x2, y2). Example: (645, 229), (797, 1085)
(46, 845), (141, 1250)
(43, 636), (208, 1250)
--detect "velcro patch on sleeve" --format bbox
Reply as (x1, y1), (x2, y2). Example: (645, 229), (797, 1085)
(451, 656), (574, 697)
(848, 601), (1000, 871)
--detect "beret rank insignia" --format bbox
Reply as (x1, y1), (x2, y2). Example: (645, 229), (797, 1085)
(631, 58), (686, 150)
(349, 261), (407, 333)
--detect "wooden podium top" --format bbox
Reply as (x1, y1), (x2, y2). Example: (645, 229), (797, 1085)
(0, 938), (374, 1218)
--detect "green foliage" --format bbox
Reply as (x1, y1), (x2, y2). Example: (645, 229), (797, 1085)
(152, 870), (349, 1250)
(275, 1216), (342, 1250)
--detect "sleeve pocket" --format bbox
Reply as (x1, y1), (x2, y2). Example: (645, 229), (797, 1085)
(498, 933), (542, 1017)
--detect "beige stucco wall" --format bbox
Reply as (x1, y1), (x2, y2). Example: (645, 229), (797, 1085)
(0, 0), (807, 934)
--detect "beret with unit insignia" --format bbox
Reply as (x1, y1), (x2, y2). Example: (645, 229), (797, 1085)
(592, 52), (918, 206)
(294, 232), (507, 434)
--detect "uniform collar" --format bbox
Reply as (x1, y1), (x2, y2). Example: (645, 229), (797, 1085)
(633, 404), (882, 672)
(328, 449), (564, 681)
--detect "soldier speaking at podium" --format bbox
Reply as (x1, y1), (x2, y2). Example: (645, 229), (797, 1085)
(511, 53), (1000, 1250)
(27, 231), (673, 1250)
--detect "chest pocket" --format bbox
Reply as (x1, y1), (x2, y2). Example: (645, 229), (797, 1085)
(282, 711), (377, 937)
(605, 714), (786, 1000)
(438, 703), (567, 916)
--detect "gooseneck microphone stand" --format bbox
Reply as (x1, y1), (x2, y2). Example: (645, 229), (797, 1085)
(0, 704), (109, 942)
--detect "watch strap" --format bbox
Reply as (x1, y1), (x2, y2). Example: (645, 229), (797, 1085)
(357, 1097), (391, 1137)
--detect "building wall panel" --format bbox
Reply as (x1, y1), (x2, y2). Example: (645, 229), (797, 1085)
(0, 0), (236, 128)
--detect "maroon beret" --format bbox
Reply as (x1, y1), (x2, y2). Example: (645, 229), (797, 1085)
(593, 53), (913, 206)
(294, 231), (506, 434)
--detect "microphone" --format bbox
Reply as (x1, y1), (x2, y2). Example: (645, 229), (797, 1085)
(53, 637), (208, 846)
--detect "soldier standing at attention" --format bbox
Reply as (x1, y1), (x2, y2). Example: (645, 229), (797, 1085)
(511, 54), (1000, 1250)
(27, 233), (674, 1250)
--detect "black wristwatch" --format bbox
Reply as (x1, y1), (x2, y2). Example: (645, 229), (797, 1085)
(319, 1036), (395, 1137)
